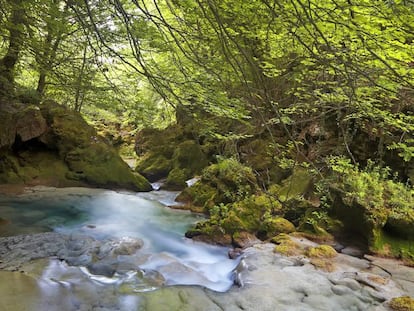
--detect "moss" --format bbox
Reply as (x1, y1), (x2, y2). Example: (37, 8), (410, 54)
(270, 233), (291, 244)
(135, 125), (183, 157)
(259, 217), (295, 240)
(176, 182), (217, 209)
(201, 158), (258, 203)
(64, 143), (152, 191)
(172, 140), (208, 174)
(305, 245), (337, 259)
(185, 222), (232, 245)
(370, 229), (414, 265)
(298, 208), (342, 238)
(136, 153), (172, 182)
(176, 159), (260, 211)
(273, 239), (303, 256)
(280, 197), (314, 225)
(327, 162), (414, 261)
(386, 208), (414, 240)
(389, 296), (414, 311)
(240, 139), (290, 185)
(310, 258), (336, 272)
(164, 168), (189, 190)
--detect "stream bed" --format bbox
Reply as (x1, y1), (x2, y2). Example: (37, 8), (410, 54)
(0, 186), (239, 310)
(0, 186), (413, 311)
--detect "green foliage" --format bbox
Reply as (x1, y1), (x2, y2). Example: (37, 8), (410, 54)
(201, 157), (258, 203)
(328, 157), (414, 218)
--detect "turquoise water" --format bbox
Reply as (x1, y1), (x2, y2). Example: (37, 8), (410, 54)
(0, 187), (238, 292)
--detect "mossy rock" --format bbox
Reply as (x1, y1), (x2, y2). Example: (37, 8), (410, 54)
(175, 182), (218, 210)
(64, 143), (151, 191)
(217, 194), (283, 235)
(330, 186), (388, 248)
(201, 158), (259, 203)
(38, 101), (152, 191)
(389, 296), (414, 311)
(185, 222), (232, 245)
(298, 208), (342, 238)
(386, 208), (414, 240)
(176, 159), (259, 210)
(240, 138), (290, 185)
(172, 140), (208, 175)
(270, 233), (291, 244)
(134, 125), (183, 157)
(164, 168), (189, 190)
(309, 258), (336, 272)
(279, 197), (314, 225)
(305, 245), (337, 271)
(136, 153), (172, 182)
(370, 229), (414, 265)
(273, 238), (302, 256)
(305, 245), (337, 259)
(258, 217), (295, 240)
(40, 100), (96, 155)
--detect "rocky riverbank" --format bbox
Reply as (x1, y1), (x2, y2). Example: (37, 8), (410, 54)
(0, 230), (412, 311)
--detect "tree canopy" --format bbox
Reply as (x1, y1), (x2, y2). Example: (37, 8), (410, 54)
(0, 0), (413, 172)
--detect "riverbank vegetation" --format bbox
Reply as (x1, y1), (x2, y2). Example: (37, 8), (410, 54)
(0, 0), (413, 262)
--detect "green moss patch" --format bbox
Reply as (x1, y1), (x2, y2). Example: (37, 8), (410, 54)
(389, 296), (414, 311)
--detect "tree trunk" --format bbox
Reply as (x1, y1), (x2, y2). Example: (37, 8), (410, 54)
(0, 0), (26, 96)
(74, 44), (88, 112)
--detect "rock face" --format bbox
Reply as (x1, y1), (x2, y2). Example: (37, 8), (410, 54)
(0, 101), (151, 191)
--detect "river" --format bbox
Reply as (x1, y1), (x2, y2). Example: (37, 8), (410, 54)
(0, 186), (240, 310)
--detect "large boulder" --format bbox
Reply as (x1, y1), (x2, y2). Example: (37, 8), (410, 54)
(0, 100), (151, 191)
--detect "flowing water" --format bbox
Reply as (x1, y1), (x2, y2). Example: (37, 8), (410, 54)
(0, 186), (240, 310)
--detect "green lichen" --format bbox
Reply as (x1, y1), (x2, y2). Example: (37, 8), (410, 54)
(389, 296), (414, 311)
(305, 245), (337, 259)
(273, 239), (302, 256)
